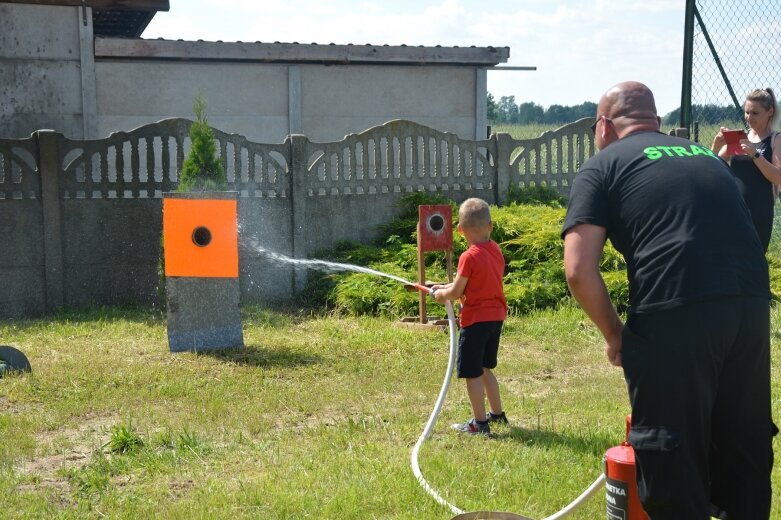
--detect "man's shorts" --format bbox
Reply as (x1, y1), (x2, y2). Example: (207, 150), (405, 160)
(457, 320), (503, 378)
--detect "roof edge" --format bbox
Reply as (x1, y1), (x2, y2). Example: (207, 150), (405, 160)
(95, 37), (511, 66)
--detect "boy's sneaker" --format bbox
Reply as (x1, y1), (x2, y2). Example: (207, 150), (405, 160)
(451, 418), (490, 435)
(487, 411), (509, 425)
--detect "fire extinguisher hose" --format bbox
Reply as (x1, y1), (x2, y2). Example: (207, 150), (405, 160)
(410, 292), (606, 518)
(410, 299), (464, 515)
(539, 473), (605, 520)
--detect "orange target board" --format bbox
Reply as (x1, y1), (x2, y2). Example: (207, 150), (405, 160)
(163, 197), (239, 278)
(418, 205), (452, 252)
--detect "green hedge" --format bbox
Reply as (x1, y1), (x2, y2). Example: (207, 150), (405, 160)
(300, 190), (779, 317)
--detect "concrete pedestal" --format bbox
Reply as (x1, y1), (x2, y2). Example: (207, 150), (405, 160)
(166, 277), (243, 352)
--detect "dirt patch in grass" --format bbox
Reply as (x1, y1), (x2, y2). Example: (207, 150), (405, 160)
(168, 477), (196, 498)
(14, 412), (122, 493)
(0, 394), (37, 416)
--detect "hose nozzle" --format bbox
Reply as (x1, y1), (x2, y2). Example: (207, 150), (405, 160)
(410, 283), (436, 296)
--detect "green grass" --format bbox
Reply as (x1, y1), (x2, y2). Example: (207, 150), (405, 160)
(491, 123), (558, 140)
(2, 302), (781, 518)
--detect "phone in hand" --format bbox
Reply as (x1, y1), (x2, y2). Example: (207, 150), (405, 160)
(722, 129), (748, 155)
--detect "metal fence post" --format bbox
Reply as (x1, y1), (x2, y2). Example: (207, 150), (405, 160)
(680, 0), (695, 130)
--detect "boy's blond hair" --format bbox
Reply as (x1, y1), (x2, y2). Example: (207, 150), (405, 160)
(458, 198), (492, 229)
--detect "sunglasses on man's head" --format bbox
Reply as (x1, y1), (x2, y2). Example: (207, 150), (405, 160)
(590, 115), (613, 134)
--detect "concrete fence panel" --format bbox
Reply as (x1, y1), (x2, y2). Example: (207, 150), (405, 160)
(508, 117), (595, 195)
(0, 134), (44, 318)
(0, 118), (595, 318)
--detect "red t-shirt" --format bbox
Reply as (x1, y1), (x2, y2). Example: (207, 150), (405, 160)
(457, 241), (507, 327)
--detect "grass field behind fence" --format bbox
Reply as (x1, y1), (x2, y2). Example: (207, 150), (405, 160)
(491, 122), (735, 146)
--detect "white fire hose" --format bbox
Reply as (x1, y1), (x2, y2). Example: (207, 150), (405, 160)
(410, 295), (605, 519)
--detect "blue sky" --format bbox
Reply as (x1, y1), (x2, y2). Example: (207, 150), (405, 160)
(142, 0), (687, 115)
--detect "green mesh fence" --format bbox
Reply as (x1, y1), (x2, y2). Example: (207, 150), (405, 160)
(689, 0), (781, 145)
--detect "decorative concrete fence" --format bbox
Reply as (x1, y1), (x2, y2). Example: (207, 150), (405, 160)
(0, 118), (595, 319)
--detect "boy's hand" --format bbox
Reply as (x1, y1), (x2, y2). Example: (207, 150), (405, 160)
(429, 276), (467, 304)
(430, 284), (448, 304)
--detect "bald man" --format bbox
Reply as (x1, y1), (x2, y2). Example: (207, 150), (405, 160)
(562, 81), (774, 519)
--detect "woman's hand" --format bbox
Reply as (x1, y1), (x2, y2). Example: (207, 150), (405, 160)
(740, 139), (759, 157)
(711, 127), (727, 152)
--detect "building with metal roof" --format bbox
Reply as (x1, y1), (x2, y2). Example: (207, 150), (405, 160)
(1, 1), (510, 141)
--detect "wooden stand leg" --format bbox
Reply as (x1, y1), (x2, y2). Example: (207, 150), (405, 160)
(418, 247), (426, 324)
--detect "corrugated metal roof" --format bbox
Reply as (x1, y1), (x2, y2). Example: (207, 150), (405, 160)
(92, 8), (157, 37)
(3, 1), (169, 37)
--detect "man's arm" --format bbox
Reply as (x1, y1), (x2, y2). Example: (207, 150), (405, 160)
(563, 223), (624, 366)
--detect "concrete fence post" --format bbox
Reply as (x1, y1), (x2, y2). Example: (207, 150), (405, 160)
(288, 134), (309, 294)
(669, 127), (690, 139)
(494, 132), (514, 206)
(37, 130), (65, 312)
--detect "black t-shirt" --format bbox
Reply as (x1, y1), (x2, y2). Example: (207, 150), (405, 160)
(730, 132), (776, 251)
(562, 131), (769, 313)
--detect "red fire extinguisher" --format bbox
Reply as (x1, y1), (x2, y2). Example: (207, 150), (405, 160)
(603, 415), (648, 519)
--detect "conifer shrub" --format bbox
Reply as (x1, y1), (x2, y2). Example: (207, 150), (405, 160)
(768, 256), (781, 301)
(300, 188), (779, 317)
(299, 189), (630, 317)
(177, 94), (226, 193)
(157, 95), (226, 310)
(506, 183), (567, 207)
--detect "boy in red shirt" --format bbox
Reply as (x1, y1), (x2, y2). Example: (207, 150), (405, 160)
(432, 198), (508, 434)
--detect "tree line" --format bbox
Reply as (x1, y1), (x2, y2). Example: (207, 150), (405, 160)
(488, 93), (743, 126)
(487, 94), (597, 125)
(661, 104), (743, 125)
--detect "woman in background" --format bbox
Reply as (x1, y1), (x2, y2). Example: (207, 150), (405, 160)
(712, 88), (781, 251)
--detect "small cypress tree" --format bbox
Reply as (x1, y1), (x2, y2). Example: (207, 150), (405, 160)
(177, 94), (226, 192)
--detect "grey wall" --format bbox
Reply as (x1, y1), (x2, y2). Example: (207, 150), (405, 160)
(299, 64), (477, 141)
(0, 3), (87, 138)
(95, 61), (480, 143)
(95, 61), (291, 143)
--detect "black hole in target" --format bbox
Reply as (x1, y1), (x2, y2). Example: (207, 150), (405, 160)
(428, 214), (445, 232)
(192, 226), (212, 247)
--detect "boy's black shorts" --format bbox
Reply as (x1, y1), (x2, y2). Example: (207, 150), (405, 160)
(457, 320), (503, 378)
